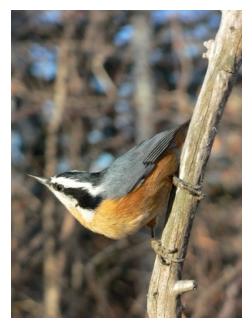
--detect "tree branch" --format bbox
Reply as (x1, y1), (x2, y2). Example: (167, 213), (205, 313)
(42, 17), (75, 317)
(132, 12), (155, 142)
(147, 10), (242, 318)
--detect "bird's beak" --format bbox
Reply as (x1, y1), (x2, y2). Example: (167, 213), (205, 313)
(27, 174), (49, 186)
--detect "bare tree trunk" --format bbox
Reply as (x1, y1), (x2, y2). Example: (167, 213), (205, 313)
(132, 12), (154, 141)
(147, 10), (242, 318)
(42, 18), (74, 317)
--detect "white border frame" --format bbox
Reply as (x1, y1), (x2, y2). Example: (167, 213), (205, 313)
(1, 1), (250, 324)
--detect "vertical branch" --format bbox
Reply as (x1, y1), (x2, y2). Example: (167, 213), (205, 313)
(147, 11), (241, 317)
(170, 17), (193, 114)
(82, 11), (116, 102)
(132, 12), (155, 141)
(42, 19), (74, 317)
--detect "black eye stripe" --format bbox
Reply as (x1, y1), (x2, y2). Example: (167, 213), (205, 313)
(54, 184), (64, 192)
(62, 187), (102, 210)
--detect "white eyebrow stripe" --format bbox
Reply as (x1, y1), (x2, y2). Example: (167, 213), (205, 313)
(51, 176), (104, 196)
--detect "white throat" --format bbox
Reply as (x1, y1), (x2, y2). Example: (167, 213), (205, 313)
(47, 186), (95, 223)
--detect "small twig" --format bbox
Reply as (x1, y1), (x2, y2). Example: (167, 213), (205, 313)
(172, 280), (197, 296)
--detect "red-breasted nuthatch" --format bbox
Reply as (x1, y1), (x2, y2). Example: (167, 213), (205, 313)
(29, 121), (189, 239)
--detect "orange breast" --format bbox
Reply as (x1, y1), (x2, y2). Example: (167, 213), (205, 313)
(81, 149), (180, 239)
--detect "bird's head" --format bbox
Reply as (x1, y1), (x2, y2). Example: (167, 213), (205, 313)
(29, 171), (104, 222)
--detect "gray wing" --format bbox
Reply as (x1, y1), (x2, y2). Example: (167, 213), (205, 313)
(102, 125), (182, 199)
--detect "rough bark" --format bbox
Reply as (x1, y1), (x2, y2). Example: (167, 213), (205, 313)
(147, 10), (242, 318)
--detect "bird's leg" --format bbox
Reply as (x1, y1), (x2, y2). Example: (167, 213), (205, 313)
(150, 226), (155, 239)
(148, 219), (171, 263)
(148, 216), (184, 265)
(172, 176), (204, 200)
(147, 218), (156, 239)
(149, 176), (203, 264)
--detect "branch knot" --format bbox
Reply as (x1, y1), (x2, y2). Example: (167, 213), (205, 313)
(202, 39), (215, 60)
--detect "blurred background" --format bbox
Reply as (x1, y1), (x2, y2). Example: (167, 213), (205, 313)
(11, 10), (241, 318)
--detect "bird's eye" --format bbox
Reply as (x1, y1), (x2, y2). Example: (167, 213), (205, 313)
(55, 184), (64, 192)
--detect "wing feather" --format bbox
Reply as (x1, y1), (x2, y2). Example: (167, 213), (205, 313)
(102, 121), (189, 198)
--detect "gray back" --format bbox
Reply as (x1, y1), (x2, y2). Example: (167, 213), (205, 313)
(102, 123), (187, 199)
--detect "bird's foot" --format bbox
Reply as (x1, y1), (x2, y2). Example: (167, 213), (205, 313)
(150, 239), (184, 265)
(173, 176), (204, 200)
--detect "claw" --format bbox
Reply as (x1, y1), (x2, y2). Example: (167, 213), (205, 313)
(173, 176), (204, 200)
(150, 239), (183, 265)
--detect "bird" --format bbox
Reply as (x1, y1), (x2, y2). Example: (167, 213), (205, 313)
(29, 120), (190, 240)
